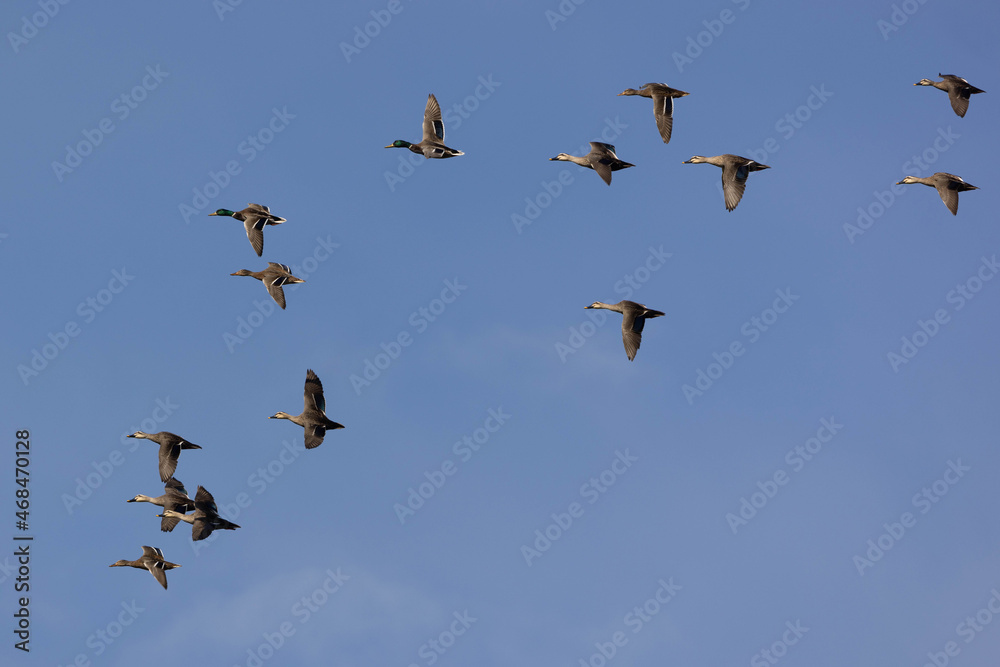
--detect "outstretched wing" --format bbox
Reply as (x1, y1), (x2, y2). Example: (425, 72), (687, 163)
(651, 94), (674, 143)
(145, 561), (169, 589)
(305, 424), (327, 450)
(263, 275), (288, 310)
(946, 86), (970, 118)
(243, 217), (265, 256)
(936, 180), (961, 215)
(304, 369), (326, 414)
(621, 310), (645, 361)
(194, 486), (219, 514)
(721, 161), (750, 211)
(422, 94), (445, 143)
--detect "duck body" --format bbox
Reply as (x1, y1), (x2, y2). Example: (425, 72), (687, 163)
(385, 94), (464, 159)
(209, 203), (286, 256)
(159, 486), (240, 541)
(270, 369), (345, 449)
(230, 263), (305, 310)
(109, 546), (180, 590)
(915, 74), (985, 117)
(126, 431), (202, 483)
(127, 477), (196, 532)
(618, 83), (689, 143)
(585, 300), (665, 361)
(896, 172), (978, 215)
(683, 154), (770, 211)
(550, 142), (634, 185)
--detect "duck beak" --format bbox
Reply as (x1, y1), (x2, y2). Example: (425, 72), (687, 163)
(384, 144), (395, 148)
(208, 212), (218, 216)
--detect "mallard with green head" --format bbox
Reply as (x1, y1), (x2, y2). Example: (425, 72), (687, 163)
(209, 203), (286, 256)
(385, 94), (465, 159)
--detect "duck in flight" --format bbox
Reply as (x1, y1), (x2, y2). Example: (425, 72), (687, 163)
(385, 94), (465, 158)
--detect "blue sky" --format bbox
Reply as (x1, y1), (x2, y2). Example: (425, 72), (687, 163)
(3, 1), (1000, 665)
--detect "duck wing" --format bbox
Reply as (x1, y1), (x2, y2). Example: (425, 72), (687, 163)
(158, 442), (180, 483)
(946, 86), (970, 117)
(936, 178), (963, 215)
(422, 94), (446, 143)
(190, 515), (214, 541)
(304, 369), (326, 414)
(650, 93), (674, 143)
(262, 273), (289, 310)
(620, 308), (644, 361)
(722, 161), (749, 211)
(302, 423), (325, 449)
(145, 561), (169, 589)
(588, 143), (618, 185)
(243, 217), (266, 256)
